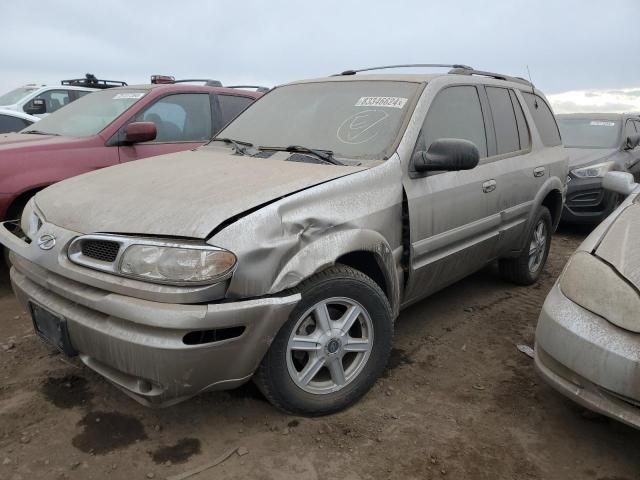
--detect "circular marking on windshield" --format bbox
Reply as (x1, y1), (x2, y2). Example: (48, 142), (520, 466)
(336, 109), (389, 144)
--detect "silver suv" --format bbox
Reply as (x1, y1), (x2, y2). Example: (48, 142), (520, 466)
(0, 64), (568, 415)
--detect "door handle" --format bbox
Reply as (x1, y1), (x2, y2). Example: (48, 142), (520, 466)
(533, 166), (545, 177)
(482, 179), (497, 193)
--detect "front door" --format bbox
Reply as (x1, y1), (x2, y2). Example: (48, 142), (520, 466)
(117, 93), (213, 163)
(403, 85), (502, 304)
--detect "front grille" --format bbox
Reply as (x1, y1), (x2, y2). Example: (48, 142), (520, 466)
(80, 240), (120, 263)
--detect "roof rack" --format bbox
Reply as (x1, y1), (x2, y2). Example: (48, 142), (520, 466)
(447, 67), (532, 86)
(150, 75), (222, 87)
(61, 73), (127, 89)
(225, 85), (270, 93)
(336, 64), (473, 76)
(335, 64), (533, 86)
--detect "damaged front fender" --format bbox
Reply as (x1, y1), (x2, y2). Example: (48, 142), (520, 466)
(209, 157), (405, 314)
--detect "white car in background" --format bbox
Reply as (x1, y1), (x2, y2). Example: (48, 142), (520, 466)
(0, 109), (39, 134)
(0, 74), (127, 117)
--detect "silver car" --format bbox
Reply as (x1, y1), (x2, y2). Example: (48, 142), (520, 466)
(0, 64), (568, 415)
(536, 171), (640, 429)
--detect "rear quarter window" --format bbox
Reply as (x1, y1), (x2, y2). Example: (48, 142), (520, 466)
(521, 92), (561, 147)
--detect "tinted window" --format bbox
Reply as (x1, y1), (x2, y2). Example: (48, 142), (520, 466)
(557, 118), (621, 148)
(33, 89), (72, 113)
(509, 90), (530, 149)
(486, 87), (519, 154)
(521, 92), (561, 147)
(0, 115), (31, 133)
(137, 93), (212, 142)
(418, 85), (487, 157)
(219, 95), (254, 124)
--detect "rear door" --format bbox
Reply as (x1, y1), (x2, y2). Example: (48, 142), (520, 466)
(483, 86), (542, 253)
(403, 84), (502, 303)
(117, 93), (213, 162)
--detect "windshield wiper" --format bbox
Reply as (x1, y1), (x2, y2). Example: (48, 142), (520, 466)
(258, 145), (344, 165)
(208, 137), (257, 155)
(21, 130), (60, 136)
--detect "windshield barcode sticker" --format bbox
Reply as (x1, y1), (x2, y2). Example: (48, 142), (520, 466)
(355, 97), (408, 109)
(113, 93), (145, 100)
(590, 121), (616, 127)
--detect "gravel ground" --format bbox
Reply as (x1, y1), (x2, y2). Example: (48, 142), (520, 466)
(1, 227), (639, 480)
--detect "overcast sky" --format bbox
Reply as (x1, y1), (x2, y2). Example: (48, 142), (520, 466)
(2, 0), (639, 112)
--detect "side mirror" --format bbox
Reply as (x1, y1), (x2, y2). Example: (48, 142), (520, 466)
(603, 171), (638, 196)
(23, 98), (46, 115)
(624, 133), (640, 150)
(124, 122), (157, 144)
(413, 138), (480, 173)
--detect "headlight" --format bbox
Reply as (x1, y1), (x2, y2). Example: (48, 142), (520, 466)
(571, 161), (615, 179)
(560, 251), (640, 332)
(19, 199), (42, 241)
(119, 244), (236, 285)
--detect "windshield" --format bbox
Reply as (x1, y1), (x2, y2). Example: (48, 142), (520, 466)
(24, 89), (148, 137)
(557, 118), (621, 148)
(215, 81), (421, 160)
(0, 87), (38, 105)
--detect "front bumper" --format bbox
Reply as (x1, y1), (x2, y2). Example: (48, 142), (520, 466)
(561, 177), (619, 224)
(535, 283), (640, 429)
(1, 222), (300, 406)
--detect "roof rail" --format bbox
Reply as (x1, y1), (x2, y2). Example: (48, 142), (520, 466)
(150, 75), (222, 87)
(61, 73), (127, 89)
(225, 85), (270, 93)
(336, 64), (473, 76)
(447, 67), (533, 86)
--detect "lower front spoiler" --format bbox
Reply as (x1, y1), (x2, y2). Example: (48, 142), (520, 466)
(10, 261), (300, 407)
(535, 346), (640, 430)
(535, 283), (640, 430)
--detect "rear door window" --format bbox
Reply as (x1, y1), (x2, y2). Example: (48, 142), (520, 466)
(218, 95), (254, 124)
(509, 90), (530, 149)
(136, 93), (212, 142)
(486, 87), (520, 154)
(521, 92), (561, 147)
(418, 85), (488, 157)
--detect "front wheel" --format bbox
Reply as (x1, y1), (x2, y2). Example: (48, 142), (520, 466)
(499, 207), (552, 285)
(254, 265), (393, 416)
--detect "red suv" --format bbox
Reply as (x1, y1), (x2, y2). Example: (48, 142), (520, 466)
(0, 78), (264, 222)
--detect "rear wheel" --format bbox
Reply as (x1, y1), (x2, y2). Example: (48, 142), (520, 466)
(499, 207), (552, 285)
(254, 265), (393, 416)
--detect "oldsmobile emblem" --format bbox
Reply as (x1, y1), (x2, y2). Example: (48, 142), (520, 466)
(37, 234), (56, 251)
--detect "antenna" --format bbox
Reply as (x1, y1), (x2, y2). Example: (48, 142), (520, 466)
(526, 65), (538, 108)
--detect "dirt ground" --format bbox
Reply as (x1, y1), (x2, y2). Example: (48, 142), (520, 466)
(1, 227), (639, 480)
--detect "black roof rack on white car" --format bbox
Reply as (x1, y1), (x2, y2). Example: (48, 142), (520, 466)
(336, 64), (532, 86)
(61, 73), (127, 89)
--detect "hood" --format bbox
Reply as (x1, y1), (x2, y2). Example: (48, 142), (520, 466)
(0, 132), (79, 151)
(35, 148), (368, 239)
(595, 202), (640, 290)
(567, 147), (617, 169)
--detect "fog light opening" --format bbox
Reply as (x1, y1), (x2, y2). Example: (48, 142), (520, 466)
(182, 326), (246, 345)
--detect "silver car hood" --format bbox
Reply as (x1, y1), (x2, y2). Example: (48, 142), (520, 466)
(595, 201), (640, 290)
(35, 148), (367, 239)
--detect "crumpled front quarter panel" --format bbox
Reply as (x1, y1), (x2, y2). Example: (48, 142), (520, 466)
(210, 157), (404, 309)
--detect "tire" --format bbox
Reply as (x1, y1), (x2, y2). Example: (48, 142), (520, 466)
(499, 207), (552, 286)
(254, 265), (393, 416)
